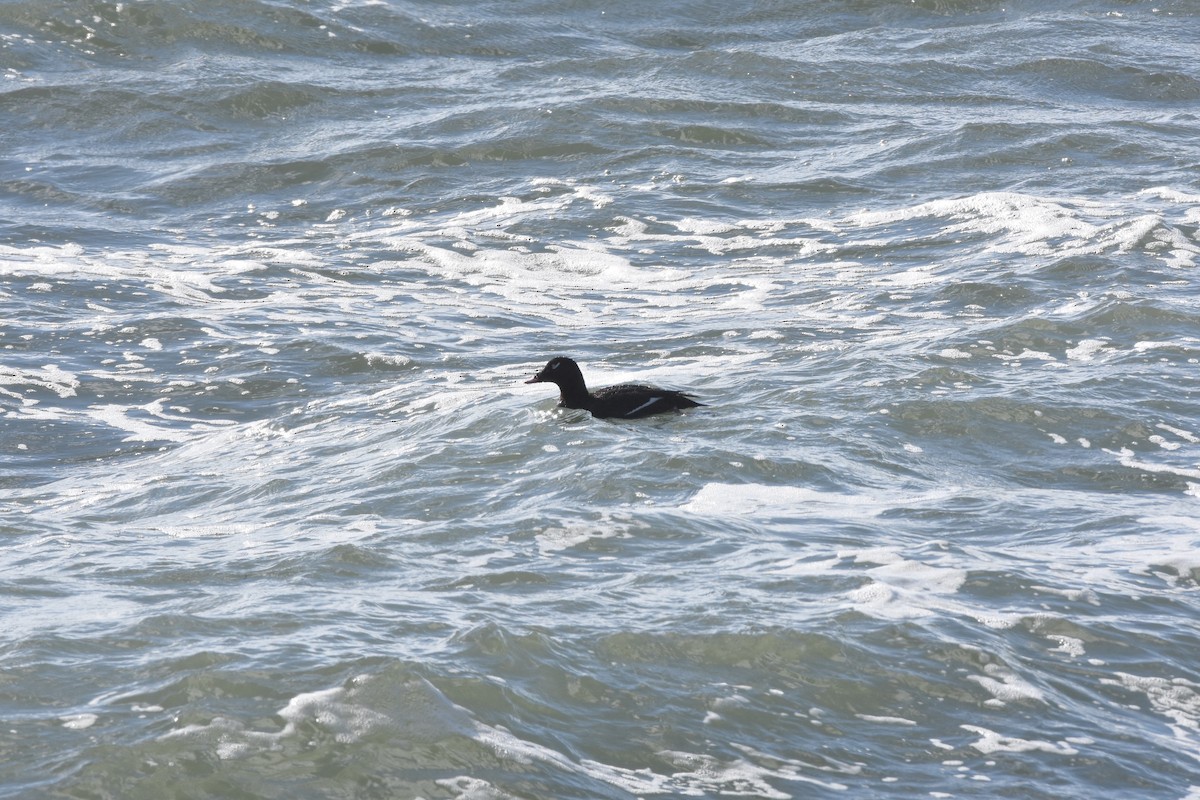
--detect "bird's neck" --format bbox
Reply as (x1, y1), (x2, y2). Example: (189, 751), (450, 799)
(557, 380), (590, 408)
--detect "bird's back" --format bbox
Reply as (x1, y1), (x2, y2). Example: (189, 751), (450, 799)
(587, 383), (703, 419)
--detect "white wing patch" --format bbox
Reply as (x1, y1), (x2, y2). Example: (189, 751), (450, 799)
(625, 396), (662, 417)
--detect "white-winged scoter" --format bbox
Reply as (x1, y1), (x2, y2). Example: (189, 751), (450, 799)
(525, 356), (703, 419)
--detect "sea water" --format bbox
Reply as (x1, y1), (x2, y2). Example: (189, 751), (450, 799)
(2, 1), (1199, 798)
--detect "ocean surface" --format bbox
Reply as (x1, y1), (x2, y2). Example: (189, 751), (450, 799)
(2, 0), (1199, 797)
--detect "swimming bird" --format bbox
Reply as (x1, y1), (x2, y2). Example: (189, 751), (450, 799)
(525, 356), (703, 419)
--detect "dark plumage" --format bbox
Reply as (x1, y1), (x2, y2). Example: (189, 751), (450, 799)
(525, 356), (703, 419)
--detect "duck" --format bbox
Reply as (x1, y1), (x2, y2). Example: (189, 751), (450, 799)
(525, 356), (703, 419)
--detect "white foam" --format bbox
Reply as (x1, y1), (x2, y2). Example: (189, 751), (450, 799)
(0, 242), (243, 301)
(86, 404), (189, 442)
(163, 674), (477, 758)
(314, 186), (1186, 338)
(1135, 339), (1194, 353)
(156, 522), (258, 539)
(681, 483), (960, 519)
(530, 508), (635, 555)
(844, 547), (907, 566)
(1140, 187), (1200, 204)
(1000, 348), (1056, 363)
(1029, 583), (1097, 605)
(764, 554), (845, 577)
(60, 713), (98, 730)
(674, 217), (739, 236)
(846, 558), (988, 624)
(1099, 673), (1200, 761)
(966, 664), (1046, 705)
(1157, 423), (1200, 444)
(1046, 635), (1086, 657)
(433, 776), (513, 800)
(0, 363), (79, 399)
(869, 559), (967, 593)
(961, 725), (1079, 756)
(681, 485), (1033, 625)
(855, 714), (917, 726)
(839, 190), (1200, 268)
(83, 400), (235, 443)
(363, 352), (413, 367)
(850, 192), (1104, 257)
(157, 671), (845, 796)
(1107, 447), (1200, 482)
(277, 685), (395, 744)
(682, 483), (857, 517)
(653, 745), (852, 794)
(1065, 338), (1116, 361)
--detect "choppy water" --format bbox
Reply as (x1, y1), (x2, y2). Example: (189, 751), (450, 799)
(3, 1), (1200, 798)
